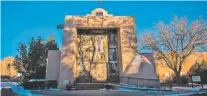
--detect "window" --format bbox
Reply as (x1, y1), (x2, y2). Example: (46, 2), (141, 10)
(96, 12), (103, 16)
(6, 63), (11, 73)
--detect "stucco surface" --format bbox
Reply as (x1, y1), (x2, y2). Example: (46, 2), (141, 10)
(46, 50), (61, 81)
(121, 54), (159, 87)
(60, 8), (137, 84)
(57, 8), (160, 88)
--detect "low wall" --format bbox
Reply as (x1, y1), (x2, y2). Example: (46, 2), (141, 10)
(46, 50), (61, 82)
(120, 76), (160, 88)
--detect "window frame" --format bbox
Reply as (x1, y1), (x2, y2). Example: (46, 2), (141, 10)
(96, 12), (103, 16)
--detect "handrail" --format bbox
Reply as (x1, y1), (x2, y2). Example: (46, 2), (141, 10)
(73, 75), (159, 88)
(119, 76), (159, 81)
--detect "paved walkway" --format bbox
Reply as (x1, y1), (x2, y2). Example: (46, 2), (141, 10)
(31, 90), (189, 96)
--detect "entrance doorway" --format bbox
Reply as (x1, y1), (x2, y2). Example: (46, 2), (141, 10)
(76, 28), (120, 83)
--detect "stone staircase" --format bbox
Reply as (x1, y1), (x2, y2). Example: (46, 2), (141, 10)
(72, 83), (106, 90)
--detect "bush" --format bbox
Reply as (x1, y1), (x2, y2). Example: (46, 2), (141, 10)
(172, 75), (189, 84)
(22, 80), (58, 90)
(46, 80), (58, 89)
(66, 84), (72, 91)
(180, 75), (189, 84)
(105, 84), (113, 90)
(188, 61), (207, 84)
(37, 81), (46, 89)
(22, 81), (45, 90)
(21, 82), (29, 89)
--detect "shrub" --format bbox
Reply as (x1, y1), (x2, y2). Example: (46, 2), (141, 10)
(180, 75), (189, 84)
(46, 80), (58, 89)
(22, 81), (45, 89)
(21, 82), (31, 89)
(37, 81), (46, 89)
(66, 84), (72, 91)
(188, 61), (207, 84)
(105, 84), (113, 90)
(171, 75), (189, 84)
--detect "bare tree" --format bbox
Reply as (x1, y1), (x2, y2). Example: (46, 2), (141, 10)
(76, 32), (87, 74)
(87, 31), (97, 82)
(139, 16), (207, 85)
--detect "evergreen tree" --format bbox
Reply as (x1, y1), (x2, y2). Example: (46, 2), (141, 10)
(188, 60), (207, 83)
(13, 36), (59, 80)
(45, 34), (59, 51)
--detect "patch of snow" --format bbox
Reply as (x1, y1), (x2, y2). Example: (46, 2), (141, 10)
(119, 88), (136, 92)
(1, 82), (18, 88)
(172, 87), (200, 91)
(164, 92), (207, 96)
(11, 85), (32, 95)
(140, 86), (148, 89)
(29, 79), (46, 82)
(100, 88), (106, 90)
(128, 85), (138, 89)
(147, 88), (158, 92)
(43, 88), (62, 91)
(1, 82), (42, 96)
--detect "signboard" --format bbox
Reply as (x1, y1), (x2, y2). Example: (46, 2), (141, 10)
(63, 80), (69, 84)
(192, 76), (201, 82)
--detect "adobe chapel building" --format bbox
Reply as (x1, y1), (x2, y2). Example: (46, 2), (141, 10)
(46, 8), (159, 89)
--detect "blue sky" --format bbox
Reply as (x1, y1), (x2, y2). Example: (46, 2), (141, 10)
(1, 1), (207, 59)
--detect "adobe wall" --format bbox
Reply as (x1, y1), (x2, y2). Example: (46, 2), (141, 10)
(59, 8), (138, 88)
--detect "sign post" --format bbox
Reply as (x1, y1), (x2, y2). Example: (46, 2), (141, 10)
(191, 76), (203, 88)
